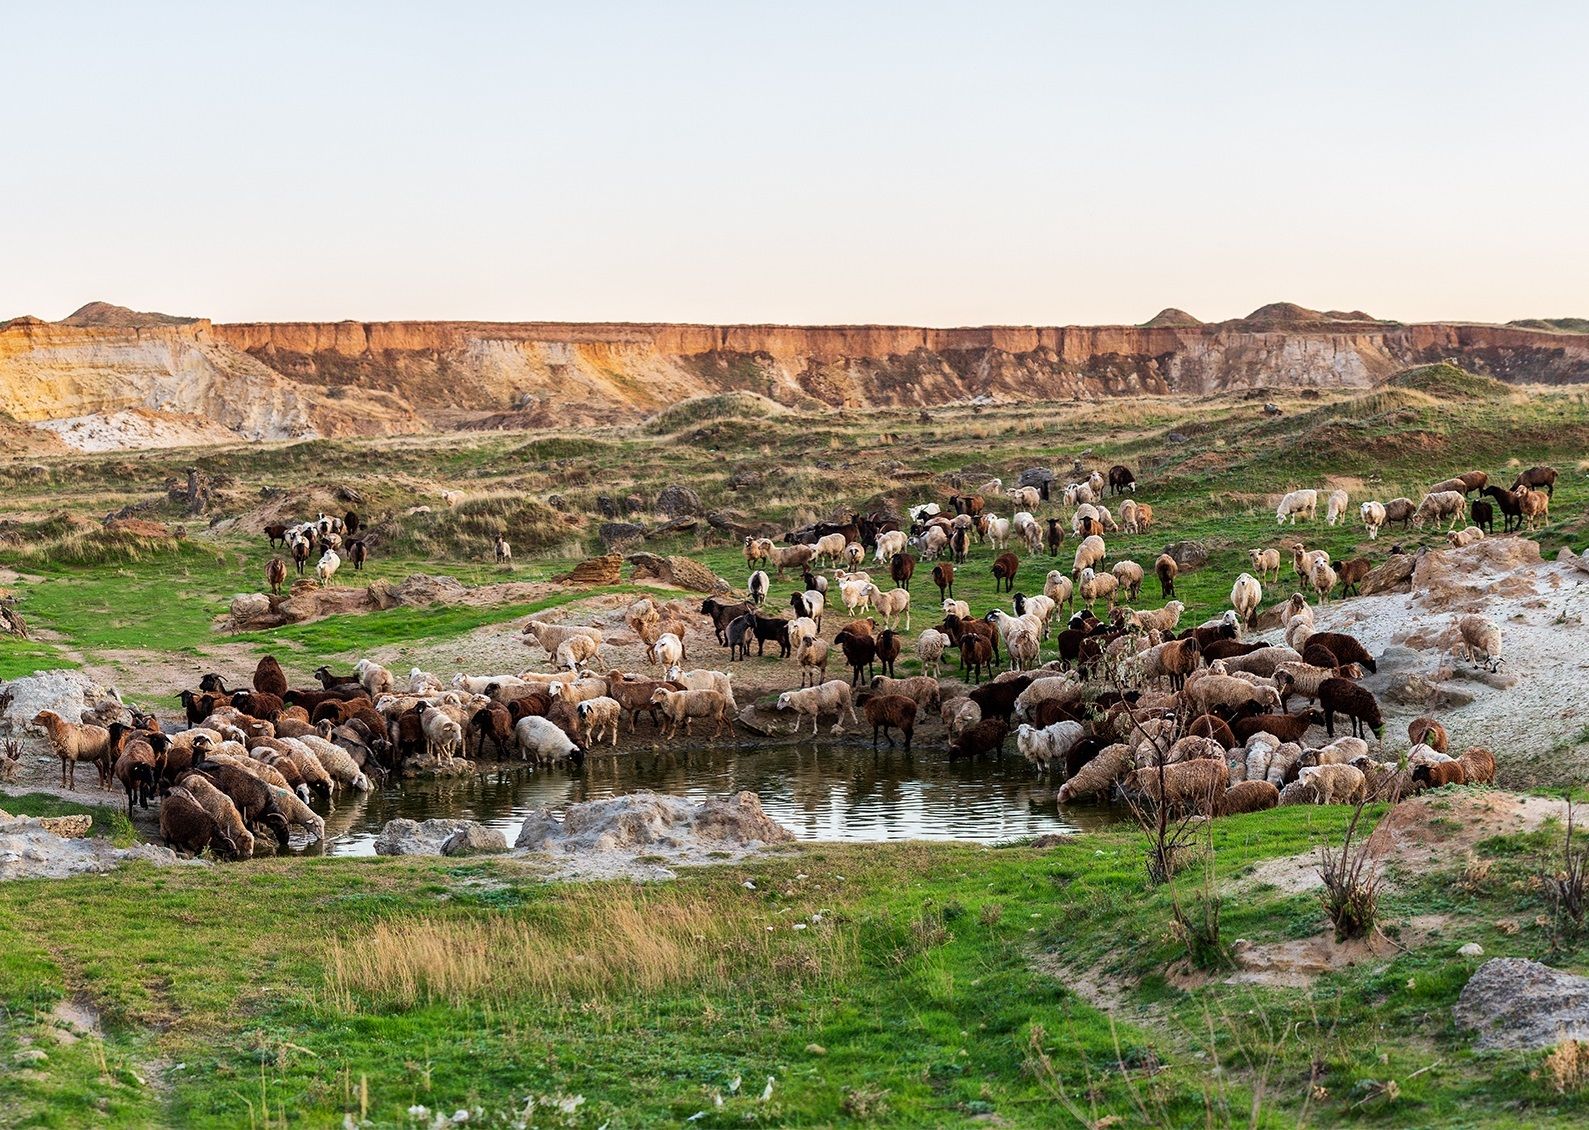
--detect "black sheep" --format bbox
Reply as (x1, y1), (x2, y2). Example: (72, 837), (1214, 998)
(1318, 678), (1384, 740)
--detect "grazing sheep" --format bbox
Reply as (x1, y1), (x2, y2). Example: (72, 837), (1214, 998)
(1057, 742), (1132, 802)
(1511, 465), (1557, 497)
(1154, 553), (1178, 598)
(32, 710), (112, 790)
(265, 557), (288, 594)
(1381, 497), (1416, 529)
(1454, 615), (1503, 672)
(1072, 535), (1106, 580)
(1044, 570), (1074, 610)
(1446, 525), (1485, 548)
(1130, 600), (1185, 636)
(575, 696), (622, 747)
(1317, 678), (1384, 740)
(1274, 660), (1338, 709)
(556, 634), (604, 672)
(1297, 763), (1367, 805)
(266, 784), (326, 841)
(1217, 780), (1281, 816)
(1112, 560), (1144, 601)
(180, 775), (256, 859)
(914, 629), (951, 678)
(1413, 490), (1466, 530)
(1407, 716), (1449, 753)
(1275, 489), (1318, 525)
(1184, 672), (1278, 718)
(788, 617), (824, 661)
(1121, 759), (1227, 816)
(1360, 500), (1388, 539)
(1325, 489), (1350, 526)
(991, 552), (1020, 594)
(1456, 746), (1497, 785)
(748, 570), (770, 606)
(1304, 631), (1376, 673)
(1230, 573), (1263, 630)
(776, 680), (859, 735)
(866, 584), (912, 631)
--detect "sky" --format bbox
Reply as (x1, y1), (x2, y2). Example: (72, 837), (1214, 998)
(3, 1), (1585, 327)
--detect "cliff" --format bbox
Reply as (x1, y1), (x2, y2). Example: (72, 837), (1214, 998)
(3, 302), (1587, 449)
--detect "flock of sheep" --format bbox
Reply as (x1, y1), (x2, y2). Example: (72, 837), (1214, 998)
(262, 511), (368, 593)
(22, 454), (1549, 858)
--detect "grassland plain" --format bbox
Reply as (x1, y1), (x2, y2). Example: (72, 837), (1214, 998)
(2, 366), (1588, 1125)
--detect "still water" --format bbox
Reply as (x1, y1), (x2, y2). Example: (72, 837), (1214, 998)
(302, 739), (1124, 856)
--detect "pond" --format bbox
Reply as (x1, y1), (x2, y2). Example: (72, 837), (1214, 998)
(302, 739), (1126, 856)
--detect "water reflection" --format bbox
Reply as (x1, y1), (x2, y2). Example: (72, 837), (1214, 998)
(301, 739), (1124, 857)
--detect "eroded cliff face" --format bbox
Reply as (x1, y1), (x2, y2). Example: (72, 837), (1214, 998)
(3, 307), (1586, 449)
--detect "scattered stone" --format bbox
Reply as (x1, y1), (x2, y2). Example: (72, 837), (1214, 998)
(374, 818), (503, 857)
(1017, 467), (1055, 489)
(647, 516), (701, 538)
(1454, 958), (1589, 1049)
(14, 1049), (48, 1066)
(656, 484), (703, 517)
(599, 522), (647, 550)
(1167, 431), (1190, 444)
(441, 824), (510, 857)
(1162, 540), (1209, 569)
(1459, 942), (1485, 957)
(1030, 834), (1067, 849)
(546, 494), (567, 511)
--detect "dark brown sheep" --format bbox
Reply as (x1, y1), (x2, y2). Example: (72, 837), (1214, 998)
(1510, 465), (1557, 497)
(876, 629), (902, 678)
(959, 634), (994, 682)
(230, 690), (284, 721)
(991, 552), (1019, 594)
(842, 633), (877, 686)
(1028, 698), (1085, 728)
(1155, 553), (1178, 598)
(863, 693), (917, 750)
(1304, 631), (1376, 673)
(1411, 761), (1466, 789)
(891, 552), (916, 591)
(470, 703), (516, 758)
(1318, 678), (1384, 740)
(949, 717), (1008, 762)
(312, 665), (363, 690)
(932, 562), (955, 600)
(191, 764), (291, 849)
(160, 787), (238, 859)
(265, 523), (288, 549)
(1186, 713), (1237, 750)
(1201, 639), (1270, 663)
(347, 540), (369, 571)
(265, 557), (288, 594)
(1045, 518), (1065, 557)
(1161, 636), (1202, 693)
(1231, 709), (1322, 746)
(111, 728), (169, 817)
(178, 690), (226, 728)
(969, 675), (1034, 721)
(253, 656), (289, 698)
(699, 597), (754, 646)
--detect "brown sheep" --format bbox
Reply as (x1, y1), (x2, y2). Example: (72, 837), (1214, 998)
(470, 702), (516, 758)
(1412, 760), (1466, 789)
(111, 728), (169, 817)
(932, 562), (955, 601)
(1186, 713), (1238, 750)
(1121, 758), (1227, 817)
(253, 656), (289, 698)
(991, 552), (1019, 594)
(1217, 780), (1281, 816)
(863, 693), (918, 751)
(1336, 558), (1372, 598)
(949, 717), (1008, 762)
(1305, 632), (1377, 673)
(1231, 710), (1322, 746)
(1160, 636), (1202, 693)
(1407, 716), (1449, 753)
(192, 764), (291, 849)
(1456, 746), (1497, 785)
(265, 557), (288, 594)
(1318, 678), (1384, 740)
(230, 690), (285, 721)
(160, 786), (239, 859)
(179, 775), (256, 860)
(32, 710), (113, 790)
(959, 634), (994, 682)
(1155, 553), (1178, 598)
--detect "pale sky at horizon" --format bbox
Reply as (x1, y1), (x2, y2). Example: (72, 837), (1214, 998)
(3, 1), (1585, 327)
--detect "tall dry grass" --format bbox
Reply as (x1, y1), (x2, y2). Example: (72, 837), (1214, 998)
(324, 889), (852, 1009)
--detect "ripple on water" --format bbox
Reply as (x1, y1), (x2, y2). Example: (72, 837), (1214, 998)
(302, 739), (1125, 857)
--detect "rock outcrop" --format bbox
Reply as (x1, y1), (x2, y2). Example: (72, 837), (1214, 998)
(1455, 958), (1589, 1049)
(5, 301), (1588, 448)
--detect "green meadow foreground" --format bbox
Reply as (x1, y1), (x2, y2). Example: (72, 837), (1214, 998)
(3, 367), (1589, 1126)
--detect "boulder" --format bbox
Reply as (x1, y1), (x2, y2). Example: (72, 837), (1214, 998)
(514, 790), (794, 853)
(226, 592), (281, 630)
(1454, 958), (1589, 1049)
(1017, 467), (1056, 489)
(374, 818), (502, 856)
(0, 670), (122, 731)
(440, 824), (510, 857)
(656, 484), (703, 517)
(1358, 552), (1417, 596)
(559, 554), (623, 586)
(1162, 540), (1209, 569)
(599, 522), (647, 550)
(626, 553), (726, 593)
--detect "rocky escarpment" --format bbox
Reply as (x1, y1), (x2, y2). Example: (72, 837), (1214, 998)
(3, 302), (1587, 448)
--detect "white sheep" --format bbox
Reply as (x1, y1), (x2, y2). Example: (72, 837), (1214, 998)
(1325, 489), (1350, 526)
(1360, 500), (1387, 539)
(874, 530), (907, 563)
(775, 680), (859, 735)
(1007, 628), (1041, 671)
(1017, 721), (1085, 775)
(1454, 615), (1503, 672)
(644, 632), (684, 670)
(1248, 547), (1282, 583)
(840, 578), (874, 616)
(1310, 558), (1338, 605)
(354, 659), (395, 697)
(942, 598), (970, 620)
(665, 667), (738, 712)
(1230, 573), (1262, 630)
(1298, 763), (1367, 805)
(1275, 489), (1318, 525)
(813, 532), (847, 566)
(315, 549), (341, 587)
(514, 715), (583, 764)
(555, 634), (604, 672)
(408, 667), (444, 693)
(547, 677), (609, 705)
(1077, 567), (1118, 610)
(420, 705), (464, 760)
(1128, 600), (1185, 635)
(865, 585), (910, 630)
(786, 616), (819, 657)
(915, 628), (950, 678)
(1043, 570), (1074, 610)
(985, 516), (1011, 550)
(1008, 485), (1041, 510)
(1447, 525), (1485, 548)
(522, 620), (604, 658)
(797, 638), (830, 687)
(1072, 534), (1106, 578)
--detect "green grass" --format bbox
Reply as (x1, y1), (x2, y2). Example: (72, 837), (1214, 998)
(0, 792), (135, 844)
(0, 811), (1585, 1126)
